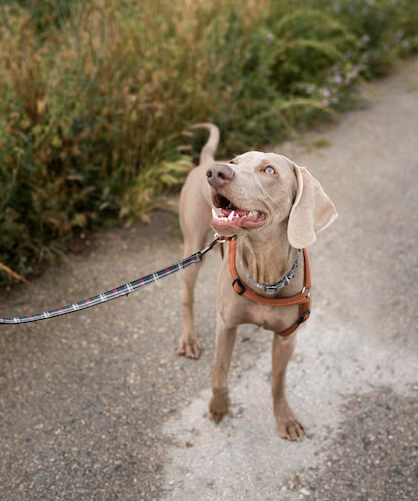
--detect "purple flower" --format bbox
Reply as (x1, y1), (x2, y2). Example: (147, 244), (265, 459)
(322, 89), (331, 97)
(334, 74), (342, 84)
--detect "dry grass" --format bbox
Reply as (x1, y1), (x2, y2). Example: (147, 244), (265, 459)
(1, 0), (417, 285)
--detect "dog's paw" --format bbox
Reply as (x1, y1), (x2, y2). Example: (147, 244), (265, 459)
(274, 401), (305, 441)
(278, 417), (305, 441)
(178, 336), (202, 359)
(209, 391), (230, 423)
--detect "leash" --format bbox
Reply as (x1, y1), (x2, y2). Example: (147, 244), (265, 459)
(0, 235), (226, 326)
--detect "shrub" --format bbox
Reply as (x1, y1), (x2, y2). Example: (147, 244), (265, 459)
(0, 0), (417, 286)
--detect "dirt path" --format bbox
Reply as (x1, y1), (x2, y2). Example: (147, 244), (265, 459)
(1, 58), (417, 501)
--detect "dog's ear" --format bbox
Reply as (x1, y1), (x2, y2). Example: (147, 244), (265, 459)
(288, 164), (337, 249)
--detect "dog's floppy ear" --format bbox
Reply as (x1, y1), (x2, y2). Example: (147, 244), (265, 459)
(288, 164), (337, 249)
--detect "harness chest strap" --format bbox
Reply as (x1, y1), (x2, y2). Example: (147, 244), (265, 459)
(228, 240), (311, 337)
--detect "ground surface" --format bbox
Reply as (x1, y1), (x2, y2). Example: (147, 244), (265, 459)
(0, 58), (417, 501)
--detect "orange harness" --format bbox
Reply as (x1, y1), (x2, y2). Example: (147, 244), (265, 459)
(228, 240), (311, 337)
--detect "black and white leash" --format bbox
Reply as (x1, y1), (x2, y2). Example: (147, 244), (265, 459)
(0, 235), (224, 326)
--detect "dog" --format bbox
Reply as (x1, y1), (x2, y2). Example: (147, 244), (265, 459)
(178, 123), (337, 440)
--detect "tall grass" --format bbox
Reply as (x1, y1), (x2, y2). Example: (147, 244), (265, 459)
(1, 0), (417, 286)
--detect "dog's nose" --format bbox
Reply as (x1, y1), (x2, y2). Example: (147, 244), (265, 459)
(206, 163), (235, 187)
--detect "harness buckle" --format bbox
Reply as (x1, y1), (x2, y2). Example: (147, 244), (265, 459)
(297, 310), (311, 325)
(232, 278), (246, 296)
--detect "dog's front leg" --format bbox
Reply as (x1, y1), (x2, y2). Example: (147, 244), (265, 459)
(272, 332), (305, 441)
(209, 314), (237, 423)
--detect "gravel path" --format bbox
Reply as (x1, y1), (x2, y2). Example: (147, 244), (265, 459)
(0, 58), (417, 501)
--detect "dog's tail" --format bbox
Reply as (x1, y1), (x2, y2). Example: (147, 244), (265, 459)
(189, 123), (220, 165)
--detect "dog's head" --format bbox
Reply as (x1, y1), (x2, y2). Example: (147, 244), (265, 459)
(207, 151), (337, 248)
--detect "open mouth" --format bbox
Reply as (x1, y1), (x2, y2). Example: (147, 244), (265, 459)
(211, 194), (267, 230)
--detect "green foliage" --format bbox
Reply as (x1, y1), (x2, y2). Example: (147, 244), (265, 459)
(315, 0), (418, 76)
(0, 0), (417, 286)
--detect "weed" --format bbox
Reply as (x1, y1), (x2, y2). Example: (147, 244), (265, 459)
(312, 138), (332, 148)
(0, 0), (417, 286)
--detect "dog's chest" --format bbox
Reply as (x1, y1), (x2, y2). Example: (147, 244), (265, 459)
(219, 293), (300, 333)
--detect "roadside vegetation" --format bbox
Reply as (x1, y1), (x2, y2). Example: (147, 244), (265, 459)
(1, 0), (417, 286)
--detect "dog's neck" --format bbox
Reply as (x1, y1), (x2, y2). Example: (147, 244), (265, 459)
(236, 222), (298, 288)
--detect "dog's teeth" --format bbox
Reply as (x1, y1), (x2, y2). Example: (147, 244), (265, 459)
(212, 206), (260, 221)
(212, 207), (224, 220)
(212, 208), (218, 219)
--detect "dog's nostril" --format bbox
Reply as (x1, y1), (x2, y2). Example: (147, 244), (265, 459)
(217, 165), (234, 180)
(207, 164), (234, 186)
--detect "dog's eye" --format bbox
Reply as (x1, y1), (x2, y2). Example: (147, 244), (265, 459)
(264, 166), (275, 174)
(229, 160), (236, 165)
